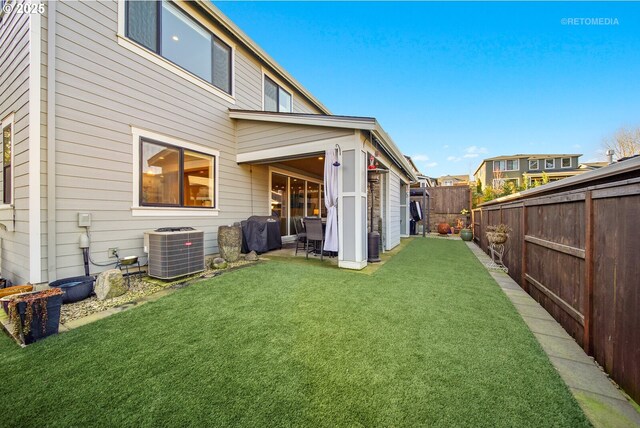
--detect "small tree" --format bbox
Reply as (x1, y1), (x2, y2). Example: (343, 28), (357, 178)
(541, 171), (549, 185)
(603, 127), (640, 160)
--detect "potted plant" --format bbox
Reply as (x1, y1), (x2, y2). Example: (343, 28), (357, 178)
(459, 209), (473, 241)
(460, 227), (473, 241)
(486, 224), (512, 244)
(4, 288), (64, 345)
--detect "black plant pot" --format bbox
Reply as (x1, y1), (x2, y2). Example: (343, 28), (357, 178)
(16, 293), (63, 345)
(49, 276), (95, 303)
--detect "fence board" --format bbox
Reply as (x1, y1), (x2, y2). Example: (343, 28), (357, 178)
(474, 172), (640, 403)
(428, 186), (469, 214)
(592, 194), (640, 403)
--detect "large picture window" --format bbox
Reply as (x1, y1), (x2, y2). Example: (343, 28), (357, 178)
(126, 0), (232, 94)
(140, 139), (216, 208)
(264, 76), (292, 112)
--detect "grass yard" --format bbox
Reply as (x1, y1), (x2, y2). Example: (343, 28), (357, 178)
(0, 239), (589, 427)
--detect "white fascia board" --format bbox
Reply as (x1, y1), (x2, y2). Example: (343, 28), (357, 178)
(237, 134), (354, 164)
(372, 124), (418, 182)
(229, 110), (374, 130)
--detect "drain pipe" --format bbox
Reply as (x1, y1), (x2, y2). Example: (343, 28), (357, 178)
(46, 1), (57, 281)
(79, 232), (90, 276)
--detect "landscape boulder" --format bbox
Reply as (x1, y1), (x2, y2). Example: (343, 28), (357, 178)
(94, 269), (127, 301)
(218, 225), (242, 262)
(212, 257), (228, 270)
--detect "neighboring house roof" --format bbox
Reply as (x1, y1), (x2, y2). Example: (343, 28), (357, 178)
(438, 174), (469, 182)
(198, 1), (331, 115)
(228, 110), (418, 182)
(579, 162), (609, 170)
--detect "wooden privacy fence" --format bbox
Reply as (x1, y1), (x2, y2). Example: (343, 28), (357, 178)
(473, 170), (640, 404)
(427, 186), (471, 229)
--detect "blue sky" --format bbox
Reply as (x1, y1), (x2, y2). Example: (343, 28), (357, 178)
(215, 1), (640, 178)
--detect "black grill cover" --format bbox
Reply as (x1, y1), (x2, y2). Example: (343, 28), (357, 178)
(241, 216), (282, 254)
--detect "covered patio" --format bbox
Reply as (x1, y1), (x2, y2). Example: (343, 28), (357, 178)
(230, 110), (417, 270)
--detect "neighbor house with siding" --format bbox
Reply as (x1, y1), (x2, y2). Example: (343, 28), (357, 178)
(0, 0), (416, 285)
(473, 154), (583, 190)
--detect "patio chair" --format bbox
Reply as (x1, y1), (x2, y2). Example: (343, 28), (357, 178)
(293, 216), (306, 255)
(304, 217), (324, 261)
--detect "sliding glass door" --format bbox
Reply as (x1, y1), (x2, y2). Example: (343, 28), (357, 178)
(270, 171), (323, 236)
(271, 173), (288, 236)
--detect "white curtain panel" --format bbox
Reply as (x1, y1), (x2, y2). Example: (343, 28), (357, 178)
(323, 148), (339, 252)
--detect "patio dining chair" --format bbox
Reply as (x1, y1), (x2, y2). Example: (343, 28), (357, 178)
(293, 216), (307, 256)
(304, 217), (324, 261)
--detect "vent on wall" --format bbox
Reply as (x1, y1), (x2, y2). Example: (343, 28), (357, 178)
(144, 228), (205, 280)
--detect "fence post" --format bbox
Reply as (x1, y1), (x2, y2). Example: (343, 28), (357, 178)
(521, 203), (528, 292)
(583, 190), (594, 355)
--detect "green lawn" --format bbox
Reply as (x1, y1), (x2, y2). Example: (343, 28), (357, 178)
(0, 239), (589, 427)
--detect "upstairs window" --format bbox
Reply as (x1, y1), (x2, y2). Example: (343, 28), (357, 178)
(528, 159), (539, 170)
(494, 159), (519, 171)
(264, 76), (292, 112)
(126, 0), (232, 94)
(1, 116), (12, 205)
(140, 139), (216, 208)
(545, 158), (555, 169)
(561, 157), (572, 168)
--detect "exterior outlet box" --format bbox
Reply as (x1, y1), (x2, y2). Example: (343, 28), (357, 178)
(78, 212), (91, 227)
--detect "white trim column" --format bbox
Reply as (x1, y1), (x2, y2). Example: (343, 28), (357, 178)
(338, 132), (367, 270)
(28, 7), (42, 284)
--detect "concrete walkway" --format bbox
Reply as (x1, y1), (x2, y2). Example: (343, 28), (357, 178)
(466, 241), (640, 428)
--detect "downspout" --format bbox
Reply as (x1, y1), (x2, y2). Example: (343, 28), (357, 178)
(46, 1), (57, 281)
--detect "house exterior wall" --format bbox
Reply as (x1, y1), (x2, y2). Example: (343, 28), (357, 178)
(0, 8), (32, 284)
(46, 0), (324, 279)
(387, 171), (401, 249)
(477, 155), (582, 187)
(236, 121), (352, 155)
(2, 0), (412, 280)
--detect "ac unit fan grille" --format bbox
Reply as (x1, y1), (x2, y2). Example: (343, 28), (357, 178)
(147, 231), (205, 280)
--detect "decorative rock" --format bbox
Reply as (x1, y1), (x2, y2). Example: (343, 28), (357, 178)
(94, 269), (127, 301)
(245, 251), (258, 261)
(218, 225), (242, 262)
(213, 257), (228, 270)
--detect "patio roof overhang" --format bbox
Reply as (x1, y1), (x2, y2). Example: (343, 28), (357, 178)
(229, 110), (418, 182)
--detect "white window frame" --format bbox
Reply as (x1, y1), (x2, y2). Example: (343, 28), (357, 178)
(0, 112), (15, 208)
(545, 158), (555, 169)
(261, 68), (294, 113)
(116, 0), (236, 104)
(561, 157), (572, 169)
(131, 127), (220, 217)
(443, 180), (454, 186)
(528, 159), (539, 170)
(494, 159), (519, 172)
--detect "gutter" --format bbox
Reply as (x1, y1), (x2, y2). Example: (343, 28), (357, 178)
(46, 1), (56, 281)
(372, 122), (419, 182)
